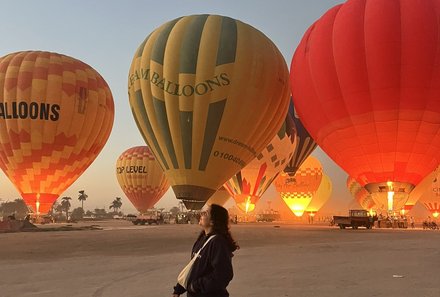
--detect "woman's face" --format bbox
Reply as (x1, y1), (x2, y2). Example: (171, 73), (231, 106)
(199, 205), (212, 228)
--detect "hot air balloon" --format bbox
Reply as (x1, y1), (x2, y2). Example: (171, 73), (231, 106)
(404, 166), (440, 214)
(116, 146), (169, 213)
(284, 98), (317, 175)
(129, 15), (290, 210)
(346, 177), (375, 212)
(0, 51), (114, 215)
(291, 0), (440, 213)
(206, 187), (230, 207)
(224, 102), (297, 213)
(274, 156), (322, 217)
(306, 174), (332, 215)
(419, 175), (440, 218)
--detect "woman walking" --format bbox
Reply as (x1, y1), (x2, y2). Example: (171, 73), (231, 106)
(172, 204), (239, 297)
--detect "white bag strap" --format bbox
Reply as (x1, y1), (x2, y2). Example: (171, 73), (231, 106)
(195, 235), (216, 256)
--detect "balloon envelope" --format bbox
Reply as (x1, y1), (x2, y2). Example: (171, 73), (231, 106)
(284, 98), (317, 175)
(419, 174), (440, 218)
(224, 103), (297, 213)
(306, 174), (332, 213)
(129, 14), (290, 209)
(291, 0), (440, 203)
(275, 156), (323, 216)
(206, 187), (230, 207)
(116, 146), (169, 213)
(346, 176), (375, 211)
(0, 51), (114, 214)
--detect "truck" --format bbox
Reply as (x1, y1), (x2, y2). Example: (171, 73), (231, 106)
(333, 210), (376, 229)
(129, 210), (164, 225)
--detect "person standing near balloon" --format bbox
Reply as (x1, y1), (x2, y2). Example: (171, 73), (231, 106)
(172, 204), (239, 297)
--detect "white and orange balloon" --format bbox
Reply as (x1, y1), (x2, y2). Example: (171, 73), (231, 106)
(224, 103), (297, 213)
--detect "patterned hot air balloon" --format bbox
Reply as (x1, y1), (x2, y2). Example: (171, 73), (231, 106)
(419, 175), (440, 218)
(346, 177), (375, 211)
(291, 0), (440, 213)
(0, 51), (114, 215)
(116, 146), (169, 213)
(206, 187), (230, 207)
(306, 174), (332, 215)
(405, 166), (440, 214)
(129, 15), (290, 210)
(284, 98), (317, 175)
(274, 156), (323, 217)
(224, 103), (297, 213)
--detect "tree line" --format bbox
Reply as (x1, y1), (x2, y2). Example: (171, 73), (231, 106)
(0, 190), (124, 222)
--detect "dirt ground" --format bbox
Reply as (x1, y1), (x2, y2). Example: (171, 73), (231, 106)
(0, 220), (439, 297)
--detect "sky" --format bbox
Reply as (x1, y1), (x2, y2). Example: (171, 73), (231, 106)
(0, 0), (373, 215)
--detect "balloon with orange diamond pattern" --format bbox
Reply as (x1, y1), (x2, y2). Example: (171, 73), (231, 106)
(0, 51), (114, 215)
(116, 146), (169, 213)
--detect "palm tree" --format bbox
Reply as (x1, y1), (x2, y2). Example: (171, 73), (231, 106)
(78, 190), (88, 212)
(61, 197), (72, 221)
(109, 197), (123, 214)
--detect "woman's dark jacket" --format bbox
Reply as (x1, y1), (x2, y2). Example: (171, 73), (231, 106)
(173, 232), (234, 297)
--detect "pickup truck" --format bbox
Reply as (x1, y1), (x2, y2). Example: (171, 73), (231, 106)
(333, 210), (376, 229)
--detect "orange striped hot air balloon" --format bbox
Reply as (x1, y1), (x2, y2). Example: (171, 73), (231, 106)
(224, 102), (297, 213)
(116, 146), (169, 213)
(346, 177), (375, 211)
(274, 156), (322, 217)
(0, 51), (114, 215)
(129, 15), (290, 210)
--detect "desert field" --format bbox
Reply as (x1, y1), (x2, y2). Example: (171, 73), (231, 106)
(0, 221), (439, 297)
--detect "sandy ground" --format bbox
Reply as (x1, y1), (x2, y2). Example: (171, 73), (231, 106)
(0, 221), (439, 297)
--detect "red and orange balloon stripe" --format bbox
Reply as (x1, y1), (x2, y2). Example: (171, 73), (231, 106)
(116, 146), (169, 213)
(0, 51), (114, 214)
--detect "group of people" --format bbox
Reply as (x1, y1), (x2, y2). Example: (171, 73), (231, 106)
(377, 214), (414, 229)
(376, 214), (439, 230)
(422, 216), (439, 230)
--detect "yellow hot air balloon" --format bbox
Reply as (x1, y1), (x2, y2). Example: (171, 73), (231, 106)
(206, 187), (230, 207)
(0, 51), (114, 215)
(128, 15), (290, 210)
(116, 146), (169, 213)
(306, 174), (332, 215)
(274, 156), (323, 217)
(224, 102), (297, 213)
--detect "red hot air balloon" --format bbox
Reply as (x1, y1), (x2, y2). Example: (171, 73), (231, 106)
(291, 0), (440, 212)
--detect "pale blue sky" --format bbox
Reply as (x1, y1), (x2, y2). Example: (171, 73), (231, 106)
(0, 0), (354, 214)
